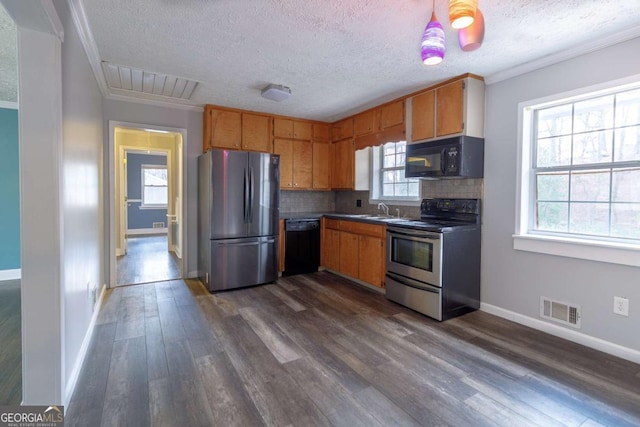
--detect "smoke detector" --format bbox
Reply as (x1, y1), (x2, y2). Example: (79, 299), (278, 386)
(261, 84), (291, 102)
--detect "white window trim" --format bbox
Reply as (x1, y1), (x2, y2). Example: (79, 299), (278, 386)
(141, 163), (168, 209)
(514, 73), (640, 267)
(369, 142), (421, 206)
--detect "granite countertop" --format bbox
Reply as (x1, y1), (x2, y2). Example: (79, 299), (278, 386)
(280, 211), (416, 225)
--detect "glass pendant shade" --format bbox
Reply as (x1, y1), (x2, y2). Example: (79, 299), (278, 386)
(421, 12), (445, 66)
(449, 0), (477, 29)
(458, 8), (484, 51)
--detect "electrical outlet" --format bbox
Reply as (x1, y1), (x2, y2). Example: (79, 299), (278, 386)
(613, 296), (629, 316)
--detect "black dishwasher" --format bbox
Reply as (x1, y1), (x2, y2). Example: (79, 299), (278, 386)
(284, 219), (320, 276)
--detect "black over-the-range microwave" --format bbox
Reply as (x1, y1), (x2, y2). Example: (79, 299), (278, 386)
(405, 136), (484, 179)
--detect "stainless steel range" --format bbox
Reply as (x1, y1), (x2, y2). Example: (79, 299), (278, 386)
(385, 198), (481, 321)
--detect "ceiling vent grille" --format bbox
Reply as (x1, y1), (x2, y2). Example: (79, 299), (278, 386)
(540, 296), (581, 328)
(101, 62), (198, 100)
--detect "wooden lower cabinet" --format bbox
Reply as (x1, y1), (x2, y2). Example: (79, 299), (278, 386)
(358, 235), (385, 287)
(321, 218), (385, 288)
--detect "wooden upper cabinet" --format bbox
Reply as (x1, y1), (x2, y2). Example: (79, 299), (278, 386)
(312, 123), (330, 142)
(411, 90), (435, 141)
(331, 138), (354, 189)
(292, 140), (313, 188)
(436, 80), (464, 137)
(242, 113), (271, 152)
(379, 100), (404, 130)
(293, 121), (312, 140)
(354, 110), (375, 136)
(312, 142), (330, 190)
(273, 118), (293, 139)
(204, 107), (242, 150)
(332, 118), (354, 141)
(273, 138), (294, 188)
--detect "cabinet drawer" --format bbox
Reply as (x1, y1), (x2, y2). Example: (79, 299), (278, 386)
(324, 218), (340, 230)
(339, 220), (385, 238)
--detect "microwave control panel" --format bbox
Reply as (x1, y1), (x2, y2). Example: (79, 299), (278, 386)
(444, 147), (459, 174)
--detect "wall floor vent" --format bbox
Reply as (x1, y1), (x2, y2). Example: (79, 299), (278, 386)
(153, 222), (165, 229)
(540, 297), (581, 328)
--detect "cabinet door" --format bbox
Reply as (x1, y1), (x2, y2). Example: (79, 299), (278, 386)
(242, 113), (271, 152)
(331, 139), (354, 189)
(292, 140), (313, 188)
(358, 235), (384, 287)
(274, 118), (293, 139)
(279, 219), (285, 272)
(313, 123), (330, 142)
(322, 227), (340, 271)
(332, 119), (354, 141)
(206, 108), (242, 150)
(293, 121), (312, 140)
(312, 142), (330, 190)
(339, 231), (359, 278)
(354, 110), (375, 136)
(436, 80), (464, 137)
(273, 139), (293, 188)
(379, 100), (404, 130)
(411, 90), (435, 141)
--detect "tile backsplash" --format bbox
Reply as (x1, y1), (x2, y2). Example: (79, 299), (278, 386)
(281, 191), (335, 213)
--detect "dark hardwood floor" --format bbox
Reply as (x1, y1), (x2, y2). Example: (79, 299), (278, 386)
(116, 235), (181, 286)
(0, 279), (21, 405)
(66, 272), (640, 426)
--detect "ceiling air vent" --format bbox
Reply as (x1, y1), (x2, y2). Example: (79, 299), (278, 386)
(101, 62), (198, 100)
(540, 296), (581, 328)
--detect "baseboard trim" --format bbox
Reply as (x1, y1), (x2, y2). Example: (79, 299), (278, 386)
(0, 269), (21, 281)
(480, 302), (640, 364)
(64, 284), (107, 407)
(126, 228), (168, 236)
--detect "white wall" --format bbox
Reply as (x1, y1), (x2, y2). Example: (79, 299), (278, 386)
(55, 0), (104, 403)
(102, 99), (202, 277)
(483, 37), (640, 354)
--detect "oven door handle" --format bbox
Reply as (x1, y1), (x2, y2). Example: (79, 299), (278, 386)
(386, 272), (440, 293)
(387, 230), (441, 243)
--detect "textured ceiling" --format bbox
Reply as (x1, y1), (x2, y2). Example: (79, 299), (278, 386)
(0, 4), (17, 103)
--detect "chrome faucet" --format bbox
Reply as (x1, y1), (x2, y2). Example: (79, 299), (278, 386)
(377, 202), (390, 217)
(396, 208), (401, 218)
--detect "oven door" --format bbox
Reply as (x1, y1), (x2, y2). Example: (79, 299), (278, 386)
(386, 227), (442, 286)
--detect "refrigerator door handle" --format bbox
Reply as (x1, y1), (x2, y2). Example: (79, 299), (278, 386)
(215, 238), (276, 247)
(243, 168), (249, 223)
(249, 167), (255, 223)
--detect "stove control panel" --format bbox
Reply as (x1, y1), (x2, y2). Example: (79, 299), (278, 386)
(421, 198), (480, 215)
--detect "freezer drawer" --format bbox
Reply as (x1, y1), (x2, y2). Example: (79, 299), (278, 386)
(385, 273), (442, 321)
(208, 236), (278, 292)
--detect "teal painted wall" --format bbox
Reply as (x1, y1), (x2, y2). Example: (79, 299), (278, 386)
(0, 107), (20, 270)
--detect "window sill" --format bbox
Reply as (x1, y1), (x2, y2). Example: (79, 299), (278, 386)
(139, 205), (168, 210)
(513, 234), (640, 267)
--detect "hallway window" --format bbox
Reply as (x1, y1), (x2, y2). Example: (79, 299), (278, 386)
(141, 165), (168, 208)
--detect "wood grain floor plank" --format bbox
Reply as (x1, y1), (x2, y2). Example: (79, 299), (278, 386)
(238, 306), (303, 364)
(149, 377), (177, 427)
(145, 316), (169, 381)
(264, 283), (307, 312)
(156, 295), (186, 344)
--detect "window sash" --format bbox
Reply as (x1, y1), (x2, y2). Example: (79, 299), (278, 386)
(377, 142), (419, 201)
(141, 165), (168, 207)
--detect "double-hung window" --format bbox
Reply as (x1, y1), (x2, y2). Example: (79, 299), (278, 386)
(370, 141), (420, 204)
(141, 165), (168, 208)
(515, 78), (640, 266)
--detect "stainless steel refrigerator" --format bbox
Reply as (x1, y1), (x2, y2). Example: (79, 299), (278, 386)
(198, 149), (280, 292)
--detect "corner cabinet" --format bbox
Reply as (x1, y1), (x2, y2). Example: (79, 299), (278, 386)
(331, 138), (354, 190)
(410, 75), (485, 142)
(321, 218), (386, 288)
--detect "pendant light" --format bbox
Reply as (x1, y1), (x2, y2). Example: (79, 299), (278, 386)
(420, 0), (445, 66)
(458, 8), (484, 51)
(449, 0), (477, 29)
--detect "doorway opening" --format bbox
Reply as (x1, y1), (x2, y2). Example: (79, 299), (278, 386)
(110, 124), (186, 287)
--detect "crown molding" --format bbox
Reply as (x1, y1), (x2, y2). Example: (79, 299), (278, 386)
(67, 0), (109, 97)
(42, 0), (64, 41)
(0, 101), (19, 110)
(105, 92), (204, 112)
(486, 25), (640, 85)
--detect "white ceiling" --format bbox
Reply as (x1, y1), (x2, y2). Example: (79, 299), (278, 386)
(6, 1), (640, 120)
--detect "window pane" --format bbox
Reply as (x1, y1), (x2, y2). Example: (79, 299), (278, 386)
(536, 136), (571, 167)
(384, 144), (395, 156)
(573, 95), (614, 133)
(569, 202), (609, 236)
(144, 168), (167, 185)
(537, 105), (572, 138)
(614, 126), (640, 162)
(615, 88), (640, 128)
(383, 183), (394, 197)
(408, 182), (419, 196)
(382, 170), (396, 184)
(536, 172), (569, 201)
(396, 153), (405, 166)
(396, 184), (408, 197)
(570, 169), (610, 202)
(383, 154), (396, 168)
(572, 130), (612, 165)
(611, 203), (640, 239)
(536, 202), (568, 232)
(612, 168), (640, 202)
(144, 186), (167, 205)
